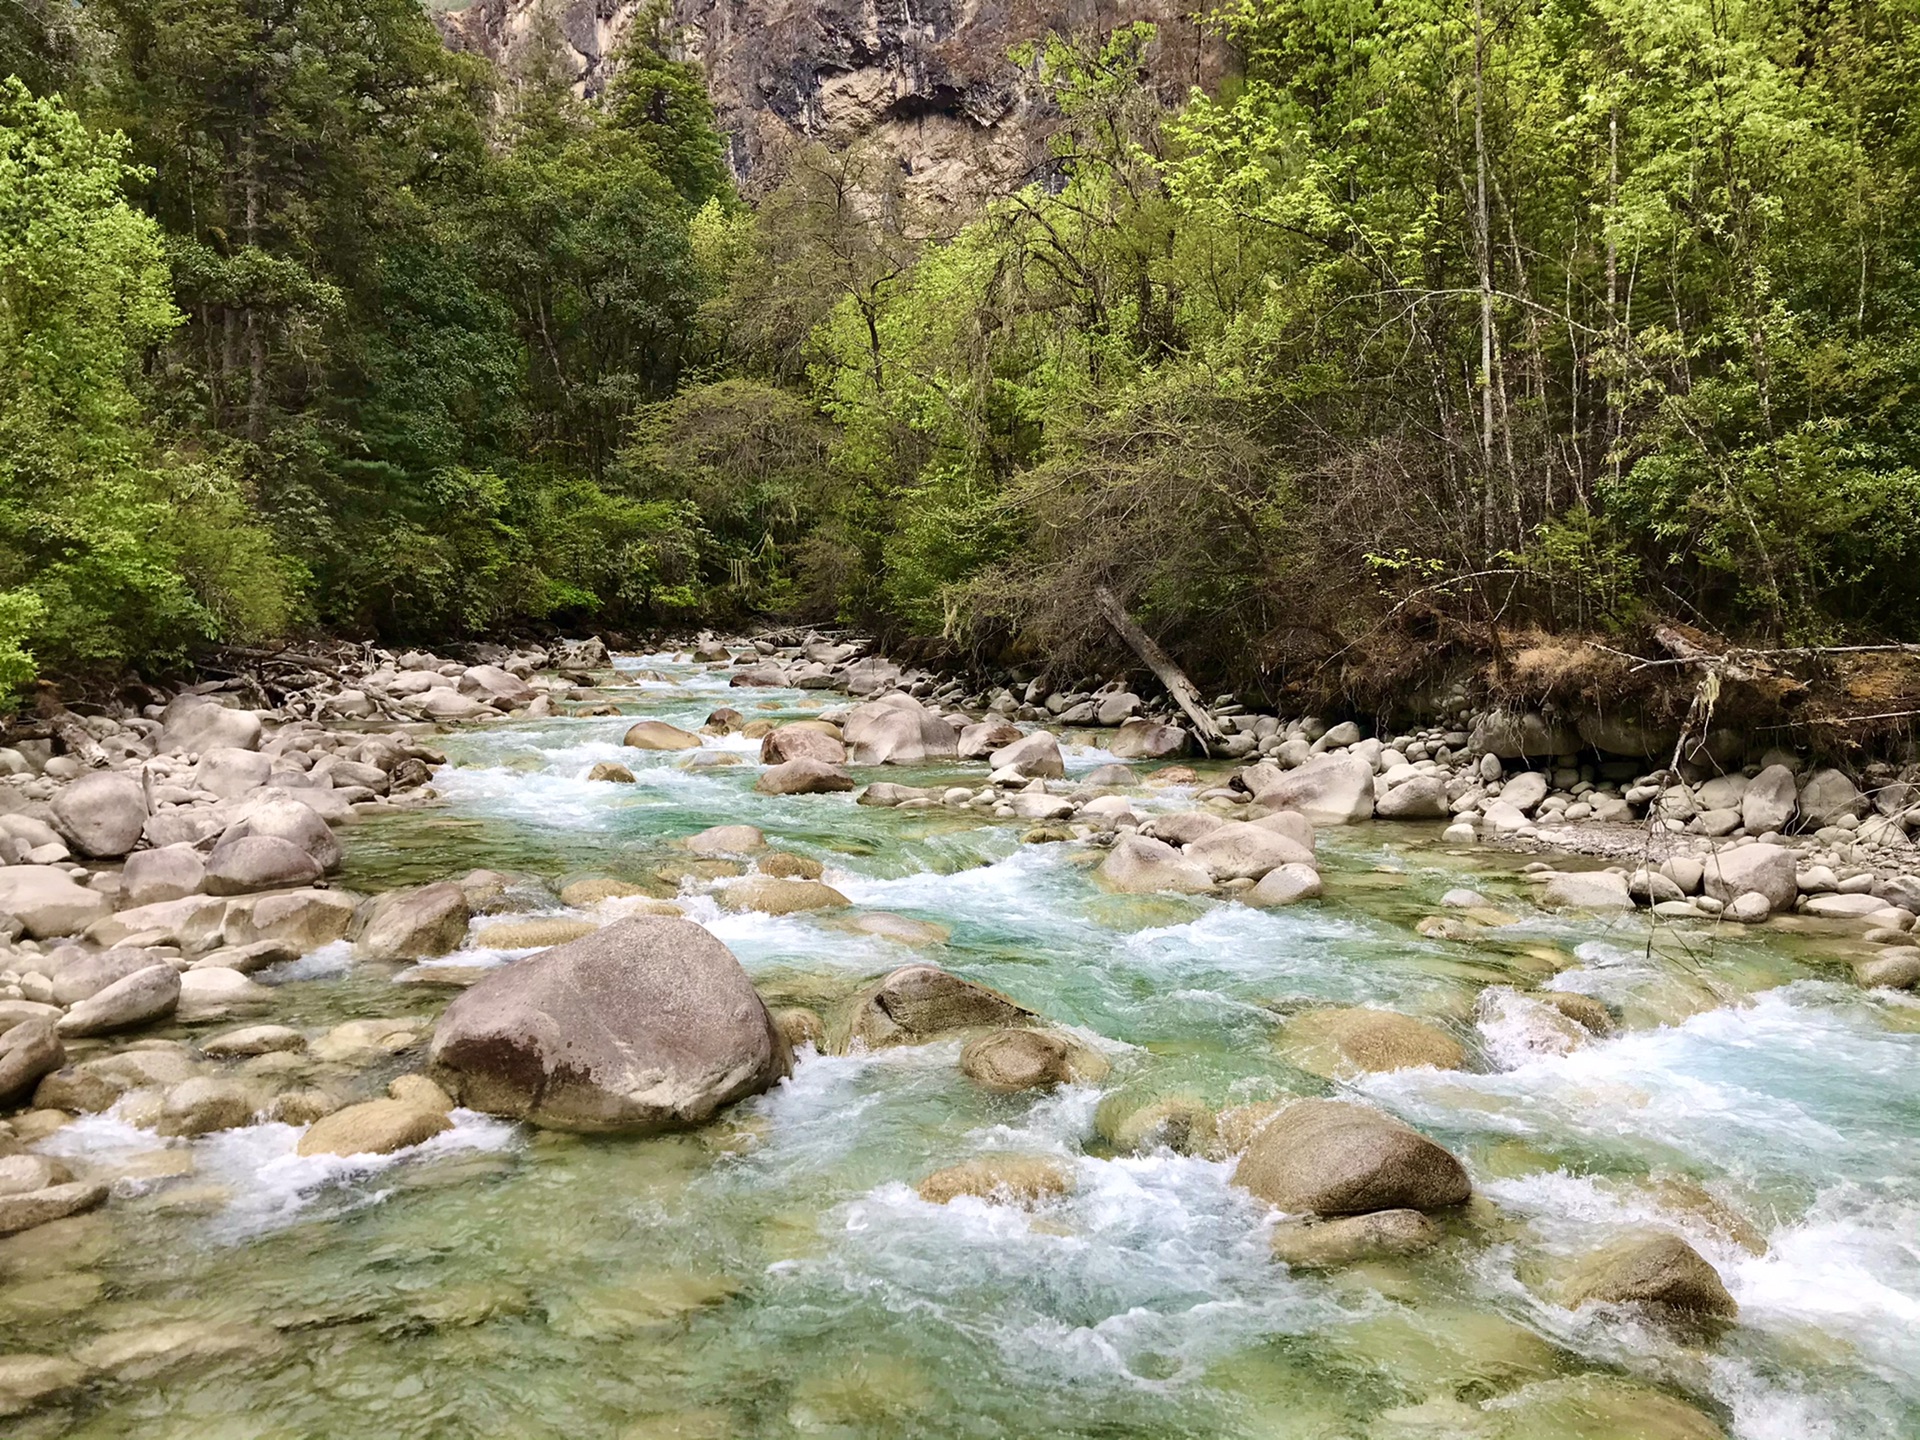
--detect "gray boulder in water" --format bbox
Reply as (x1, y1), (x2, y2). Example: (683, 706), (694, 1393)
(1232, 1099), (1471, 1216)
(427, 917), (790, 1132)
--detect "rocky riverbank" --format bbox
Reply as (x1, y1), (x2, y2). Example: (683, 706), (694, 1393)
(0, 627), (1913, 1434)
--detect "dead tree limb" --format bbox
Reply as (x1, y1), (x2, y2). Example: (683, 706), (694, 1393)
(50, 713), (108, 769)
(1094, 586), (1226, 754)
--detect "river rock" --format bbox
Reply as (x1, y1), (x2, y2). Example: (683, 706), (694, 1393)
(757, 758), (854, 795)
(760, 726), (846, 765)
(460, 663), (535, 706)
(160, 695), (262, 753)
(355, 882), (470, 960)
(1269, 1208), (1439, 1268)
(428, 917), (790, 1132)
(1108, 719), (1187, 760)
(917, 1155), (1073, 1206)
(1500, 771), (1550, 814)
(1244, 863), (1323, 907)
(1250, 755), (1375, 825)
(1701, 843), (1797, 911)
(958, 1028), (1106, 1091)
(1856, 948), (1920, 989)
(193, 746), (273, 799)
(1541, 870), (1634, 910)
(49, 947), (160, 1006)
(1185, 824), (1314, 881)
(1734, 764), (1796, 834)
(176, 966), (271, 1021)
(204, 834), (325, 895)
(121, 843), (208, 907)
(1804, 892), (1889, 919)
(0, 1180), (107, 1235)
(57, 965), (180, 1036)
(1233, 1099), (1471, 1216)
(1097, 834), (1213, 894)
(1471, 711), (1576, 759)
(843, 696), (959, 765)
(157, 1076), (259, 1136)
(296, 1097), (453, 1157)
(0, 868), (112, 940)
(1097, 1093), (1216, 1155)
(685, 824), (766, 856)
(957, 720), (1022, 759)
(1562, 1230), (1737, 1317)
(201, 1024), (305, 1058)
(1375, 775), (1450, 819)
(219, 796), (341, 871)
(46, 771), (143, 864)
(844, 965), (1034, 1049)
(1798, 768), (1868, 827)
(624, 720), (702, 751)
(988, 731), (1065, 779)
(1138, 811), (1224, 846)
(1576, 713), (1678, 758)
(717, 878), (850, 914)
(223, 887), (357, 950)
(0, 1020), (64, 1104)
(1280, 1008), (1465, 1076)
(0, 1353), (88, 1416)
(586, 762), (635, 783)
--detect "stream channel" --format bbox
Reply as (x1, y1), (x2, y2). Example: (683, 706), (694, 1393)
(7, 652), (1919, 1439)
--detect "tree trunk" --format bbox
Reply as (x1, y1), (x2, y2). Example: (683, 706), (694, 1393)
(1093, 587), (1225, 754)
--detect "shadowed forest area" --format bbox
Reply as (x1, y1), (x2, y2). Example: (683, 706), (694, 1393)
(3, 0), (1918, 713)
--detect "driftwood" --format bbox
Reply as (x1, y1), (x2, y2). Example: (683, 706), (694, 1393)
(1093, 586), (1226, 754)
(50, 713), (109, 769)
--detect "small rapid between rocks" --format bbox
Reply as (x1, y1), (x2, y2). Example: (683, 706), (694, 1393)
(3, 650), (1917, 1439)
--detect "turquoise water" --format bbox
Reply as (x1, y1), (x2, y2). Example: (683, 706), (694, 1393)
(9, 654), (1919, 1438)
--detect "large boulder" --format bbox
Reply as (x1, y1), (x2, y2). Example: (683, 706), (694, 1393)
(1741, 765), (1798, 833)
(219, 795), (341, 871)
(1184, 825), (1314, 881)
(1471, 711), (1577, 759)
(957, 720), (1023, 760)
(1244, 863), (1323, 907)
(716, 878), (850, 915)
(759, 726), (846, 766)
(843, 697), (959, 765)
(0, 868), (112, 939)
(157, 1077), (260, 1137)
(203, 835), (324, 895)
(356, 883), (471, 961)
(1278, 1008), (1466, 1076)
(1232, 1099), (1472, 1216)
(623, 720), (702, 751)
(1576, 713), (1679, 759)
(50, 771), (147, 858)
(1541, 870), (1634, 910)
(1097, 834), (1214, 894)
(959, 1029), (1107, 1092)
(159, 695), (262, 753)
(1701, 843), (1798, 911)
(121, 844), (208, 907)
(756, 758), (854, 795)
(988, 731), (1065, 779)
(1250, 755), (1375, 825)
(193, 747), (273, 800)
(684, 824), (765, 857)
(460, 664), (535, 707)
(297, 1098), (453, 1157)
(1563, 1231), (1738, 1318)
(0, 1020), (64, 1104)
(843, 965), (1035, 1049)
(1798, 768), (1869, 827)
(56, 964), (181, 1037)
(1108, 719), (1187, 760)
(223, 888), (357, 951)
(49, 948), (163, 1006)
(428, 917), (789, 1132)
(1375, 775), (1450, 819)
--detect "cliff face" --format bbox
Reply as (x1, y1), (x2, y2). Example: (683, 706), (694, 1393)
(438, 0), (1231, 205)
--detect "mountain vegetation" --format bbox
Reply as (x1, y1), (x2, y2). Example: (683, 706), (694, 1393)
(3, 0), (1917, 703)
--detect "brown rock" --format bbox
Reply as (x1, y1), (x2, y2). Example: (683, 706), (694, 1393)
(916, 1155), (1073, 1206)
(1232, 1099), (1471, 1216)
(1269, 1208), (1439, 1268)
(296, 1098), (453, 1157)
(844, 965), (1035, 1049)
(1563, 1230), (1738, 1318)
(1279, 1007), (1466, 1077)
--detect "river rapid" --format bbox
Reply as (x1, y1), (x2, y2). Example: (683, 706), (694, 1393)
(8, 652), (1919, 1439)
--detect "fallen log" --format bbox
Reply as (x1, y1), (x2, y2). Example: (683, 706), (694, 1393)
(1093, 586), (1226, 755)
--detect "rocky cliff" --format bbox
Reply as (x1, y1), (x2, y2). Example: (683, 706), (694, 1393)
(437, 0), (1231, 205)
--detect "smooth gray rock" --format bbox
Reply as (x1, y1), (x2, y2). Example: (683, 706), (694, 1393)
(121, 843), (208, 907)
(204, 835), (324, 895)
(1233, 1100), (1471, 1216)
(428, 917), (790, 1132)
(57, 964), (181, 1036)
(0, 868), (114, 939)
(50, 772), (147, 859)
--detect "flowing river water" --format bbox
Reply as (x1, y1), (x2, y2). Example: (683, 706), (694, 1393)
(8, 653), (1920, 1438)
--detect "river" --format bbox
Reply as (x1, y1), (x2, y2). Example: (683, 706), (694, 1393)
(9, 652), (1918, 1438)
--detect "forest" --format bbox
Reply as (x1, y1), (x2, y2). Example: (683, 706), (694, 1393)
(2, 0), (1917, 705)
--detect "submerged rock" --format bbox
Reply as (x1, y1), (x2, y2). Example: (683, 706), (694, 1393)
(296, 1098), (453, 1157)
(756, 758), (855, 795)
(844, 965), (1035, 1049)
(1233, 1099), (1471, 1216)
(717, 877), (850, 915)
(428, 917), (789, 1132)
(1269, 1208), (1439, 1268)
(1279, 1008), (1466, 1077)
(958, 1028), (1107, 1091)
(917, 1155), (1073, 1206)
(624, 720), (702, 751)
(1561, 1230), (1737, 1318)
